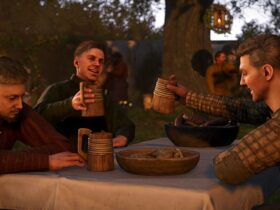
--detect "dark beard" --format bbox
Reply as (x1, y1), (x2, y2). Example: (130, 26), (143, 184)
(0, 113), (20, 124)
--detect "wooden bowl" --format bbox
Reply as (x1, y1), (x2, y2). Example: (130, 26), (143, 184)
(165, 123), (239, 147)
(116, 147), (200, 175)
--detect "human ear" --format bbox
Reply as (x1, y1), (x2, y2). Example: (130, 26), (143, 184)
(263, 64), (273, 80)
(73, 57), (79, 68)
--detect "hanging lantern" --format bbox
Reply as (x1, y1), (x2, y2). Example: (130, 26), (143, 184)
(204, 4), (233, 34)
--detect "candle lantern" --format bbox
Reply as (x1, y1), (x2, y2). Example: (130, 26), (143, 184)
(204, 4), (233, 34)
(214, 10), (225, 29)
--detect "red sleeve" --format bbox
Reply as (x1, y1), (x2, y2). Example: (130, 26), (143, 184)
(19, 104), (72, 154)
(0, 150), (49, 174)
(0, 104), (72, 174)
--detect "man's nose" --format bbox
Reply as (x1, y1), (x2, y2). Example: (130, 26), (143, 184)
(93, 60), (101, 66)
(15, 98), (23, 109)
(239, 75), (245, 86)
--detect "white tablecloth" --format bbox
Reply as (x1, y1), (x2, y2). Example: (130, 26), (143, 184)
(0, 138), (279, 210)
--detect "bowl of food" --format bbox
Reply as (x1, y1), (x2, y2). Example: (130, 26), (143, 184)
(165, 113), (239, 147)
(116, 147), (200, 175)
(165, 123), (239, 147)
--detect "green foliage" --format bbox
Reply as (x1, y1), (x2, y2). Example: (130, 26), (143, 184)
(0, 0), (162, 39)
(237, 20), (274, 41)
(0, 0), (163, 103)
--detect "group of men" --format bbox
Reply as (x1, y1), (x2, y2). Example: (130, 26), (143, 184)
(1, 34), (280, 191)
(0, 41), (135, 174)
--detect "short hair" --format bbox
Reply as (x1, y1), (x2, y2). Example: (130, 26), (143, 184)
(74, 40), (106, 58)
(214, 50), (226, 59)
(236, 34), (280, 69)
(0, 56), (28, 84)
(191, 49), (213, 77)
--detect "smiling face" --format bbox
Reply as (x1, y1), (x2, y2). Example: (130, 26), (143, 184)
(239, 55), (269, 102)
(74, 48), (105, 82)
(0, 83), (25, 123)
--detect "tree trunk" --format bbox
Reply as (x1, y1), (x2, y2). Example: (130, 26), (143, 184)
(163, 0), (213, 93)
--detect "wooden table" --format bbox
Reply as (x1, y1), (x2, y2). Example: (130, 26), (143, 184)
(0, 138), (279, 210)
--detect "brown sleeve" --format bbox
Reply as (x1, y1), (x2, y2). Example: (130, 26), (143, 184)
(19, 104), (72, 154)
(0, 104), (72, 174)
(213, 150), (253, 184)
(0, 150), (49, 174)
(185, 91), (270, 124)
(213, 110), (280, 184)
(185, 90), (232, 118)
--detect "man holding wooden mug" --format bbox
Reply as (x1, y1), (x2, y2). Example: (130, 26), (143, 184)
(35, 41), (135, 150)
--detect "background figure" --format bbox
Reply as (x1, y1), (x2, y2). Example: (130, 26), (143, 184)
(105, 52), (128, 103)
(206, 50), (239, 96)
(191, 49), (213, 77)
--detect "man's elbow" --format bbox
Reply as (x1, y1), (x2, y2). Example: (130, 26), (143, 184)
(213, 151), (254, 184)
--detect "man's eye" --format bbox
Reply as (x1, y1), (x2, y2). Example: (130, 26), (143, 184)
(88, 57), (96, 61)
(7, 97), (17, 101)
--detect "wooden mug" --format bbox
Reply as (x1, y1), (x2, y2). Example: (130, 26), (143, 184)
(77, 128), (114, 172)
(80, 82), (105, 117)
(152, 78), (176, 114)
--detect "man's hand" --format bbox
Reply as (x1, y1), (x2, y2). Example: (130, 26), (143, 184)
(71, 88), (94, 111)
(113, 135), (128, 148)
(167, 83), (188, 98)
(49, 152), (85, 171)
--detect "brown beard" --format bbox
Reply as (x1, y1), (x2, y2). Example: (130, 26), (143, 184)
(0, 113), (20, 123)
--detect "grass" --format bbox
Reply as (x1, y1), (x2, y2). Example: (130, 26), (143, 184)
(125, 101), (186, 144)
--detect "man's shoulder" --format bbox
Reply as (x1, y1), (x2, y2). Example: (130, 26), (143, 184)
(206, 64), (221, 76)
(222, 63), (237, 71)
(207, 64), (221, 71)
(20, 103), (39, 118)
(46, 78), (75, 90)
